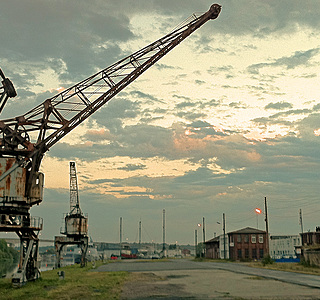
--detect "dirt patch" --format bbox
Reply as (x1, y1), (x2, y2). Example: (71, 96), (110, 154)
(121, 269), (320, 299)
(121, 272), (195, 299)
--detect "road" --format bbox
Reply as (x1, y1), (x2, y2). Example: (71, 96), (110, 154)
(96, 259), (320, 299)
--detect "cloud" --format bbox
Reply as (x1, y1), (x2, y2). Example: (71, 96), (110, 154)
(117, 163), (147, 171)
(265, 101), (293, 110)
(247, 48), (320, 74)
(1, 0), (135, 83)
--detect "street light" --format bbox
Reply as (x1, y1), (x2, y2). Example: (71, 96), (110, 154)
(255, 208), (262, 229)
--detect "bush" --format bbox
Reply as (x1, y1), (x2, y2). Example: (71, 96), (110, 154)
(261, 255), (274, 266)
(299, 258), (318, 268)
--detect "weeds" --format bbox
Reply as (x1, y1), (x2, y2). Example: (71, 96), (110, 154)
(0, 261), (129, 300)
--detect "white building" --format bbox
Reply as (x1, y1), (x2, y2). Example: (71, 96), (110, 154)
(219, 234), (229, 259)
(269, 235), (301, 259)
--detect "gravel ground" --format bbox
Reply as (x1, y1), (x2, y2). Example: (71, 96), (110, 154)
(121, 269), (320, 299)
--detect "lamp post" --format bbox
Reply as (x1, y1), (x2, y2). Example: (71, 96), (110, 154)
(195, 223), (202, 257)
(194, 229), (198, 257)
(217, 213), (226, 259)
(203, 217), (206, 257)
(223, 213), (226, 260)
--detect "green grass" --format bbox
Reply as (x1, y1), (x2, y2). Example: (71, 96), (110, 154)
(246, 261), (320, 275)
(0, 261), (128, 300)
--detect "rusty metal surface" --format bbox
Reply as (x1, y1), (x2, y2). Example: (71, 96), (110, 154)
(0, 157), (26, 201)
(64, 216), (88, 236)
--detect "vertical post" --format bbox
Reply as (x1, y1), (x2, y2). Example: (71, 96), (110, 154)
(195, 229), (198, 257)
(203, 217), (206, 257)
(162, 209), (166, 253)
(299, 209), (304, 234)
(120, 217), (122, 257)
(264, 197), (269, 256)
(139, 219), (141, 245)
(223, 213), (226, 259)
(299, 209), (304, 245)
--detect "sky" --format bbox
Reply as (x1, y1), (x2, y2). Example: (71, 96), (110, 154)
(1, 0), (320, 245)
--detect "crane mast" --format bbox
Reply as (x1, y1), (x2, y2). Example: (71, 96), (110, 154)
(69, 162), (82, 215)
(0, 4), (221, 286)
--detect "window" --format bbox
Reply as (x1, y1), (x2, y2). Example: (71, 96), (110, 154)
(245, 249), (249, 259)
(252, 248), (257, 259)
(251, 234), (256, 243)
(237, 249), (242, 259)
(230, 235), (234, 243)
(259, 234), (264, 243)
(259, 249), (264, 258)
(237, 234), (241, 243)
(245, 235), (249, 243)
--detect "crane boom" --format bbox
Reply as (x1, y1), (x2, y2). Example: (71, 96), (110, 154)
(0, 4), (221, 198)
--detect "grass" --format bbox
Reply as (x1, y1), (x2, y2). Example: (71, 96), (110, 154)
(194, 257), (320, 276)
(0, 261), (129, 300)
(249, 261), (320, 275)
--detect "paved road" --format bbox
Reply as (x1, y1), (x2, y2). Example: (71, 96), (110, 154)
(97, 259), (320, 289)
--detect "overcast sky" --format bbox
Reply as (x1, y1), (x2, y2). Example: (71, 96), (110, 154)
(1, 0), (320, 245)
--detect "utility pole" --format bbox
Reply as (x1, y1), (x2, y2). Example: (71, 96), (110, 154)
(264, 197), (269, 256)
(203, 217), (206, 257)
(299, 209), (304, 234)
(223, 213), (226, 259)
(120, 217), (122, 258)
(195, 229), (198, 257)
(162, 209), (166, 254)
(139, 219), (141, 245)
(299, 209), (304, 245)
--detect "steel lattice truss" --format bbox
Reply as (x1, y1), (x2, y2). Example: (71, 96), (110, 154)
(69, 161), (82, 215)
(0, 4), (221, 191)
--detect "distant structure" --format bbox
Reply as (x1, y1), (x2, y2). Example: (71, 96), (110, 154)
(205, 227), (268, 261)
(54, 162), (88, 268)
(162, 209), (166, 256)
(269, 235), (301, 260)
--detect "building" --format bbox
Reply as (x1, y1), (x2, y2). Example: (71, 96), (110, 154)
(219, 234), (229, 259)
(269, 235), (301, 259)
(300, 227), (320, 267)
(181, 248), (191, 257)
(301, 227), (320, 246)
(204, 236), (219, 259)
(228, 227), (267, 261)
(205, 227), (267, 261)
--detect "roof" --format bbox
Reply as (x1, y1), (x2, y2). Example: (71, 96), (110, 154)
(228, 227), (266, 235)
(204, 236), (220, 244)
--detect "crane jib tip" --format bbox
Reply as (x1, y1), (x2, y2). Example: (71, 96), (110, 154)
(209, 4), (222, 19)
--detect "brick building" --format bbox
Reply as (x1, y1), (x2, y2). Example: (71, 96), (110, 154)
(204, 236), (220, 259)
(301, 227), (320, 246)
(228, 227), (267, 261)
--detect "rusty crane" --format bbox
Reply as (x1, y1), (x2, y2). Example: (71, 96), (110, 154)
(55, 162), (88, 269)
(0, 4), (221, 286)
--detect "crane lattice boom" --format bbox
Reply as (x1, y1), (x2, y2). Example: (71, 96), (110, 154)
(0, 4), (221, 201)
